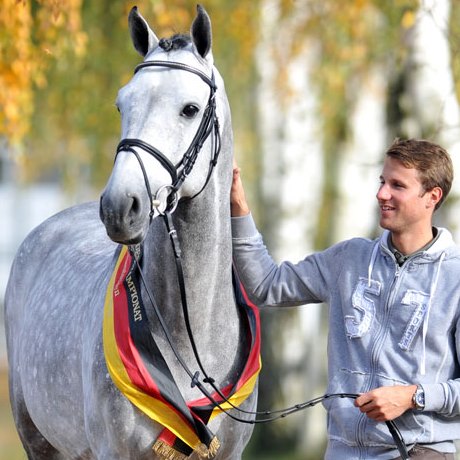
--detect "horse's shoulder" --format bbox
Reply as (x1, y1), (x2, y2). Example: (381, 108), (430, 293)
(12, 201), (115, 272)
(25, 200), (101, 239)
(35, 200), (101, 233)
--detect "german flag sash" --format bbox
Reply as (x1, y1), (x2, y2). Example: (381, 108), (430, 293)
(103, 245), (261, 460)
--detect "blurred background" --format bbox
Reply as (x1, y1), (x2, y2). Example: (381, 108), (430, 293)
(2, 0), (460, 458)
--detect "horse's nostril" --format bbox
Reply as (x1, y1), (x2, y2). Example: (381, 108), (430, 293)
(130, 195), (141, 216)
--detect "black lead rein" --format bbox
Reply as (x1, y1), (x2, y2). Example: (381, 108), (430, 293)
(132, 212), (410, 460)
(123, 56), (409, 460)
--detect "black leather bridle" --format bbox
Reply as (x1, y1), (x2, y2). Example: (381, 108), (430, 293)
(116, 59), (221, 218)
(119, 58), (409, 460)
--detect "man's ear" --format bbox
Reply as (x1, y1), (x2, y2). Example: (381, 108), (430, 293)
(427, 186), (443, 209)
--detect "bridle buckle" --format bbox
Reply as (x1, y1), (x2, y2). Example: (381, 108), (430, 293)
(153, 184), (178, 215)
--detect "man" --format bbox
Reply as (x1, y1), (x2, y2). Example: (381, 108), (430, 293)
(231, 139), (460, 459)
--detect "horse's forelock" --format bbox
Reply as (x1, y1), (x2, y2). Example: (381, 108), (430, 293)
(158, 34), (191, 52)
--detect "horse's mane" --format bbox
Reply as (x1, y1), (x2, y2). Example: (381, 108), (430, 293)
(159, 34), (191, 52)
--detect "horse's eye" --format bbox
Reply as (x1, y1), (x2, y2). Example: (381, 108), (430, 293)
(181, 104), (200, 119)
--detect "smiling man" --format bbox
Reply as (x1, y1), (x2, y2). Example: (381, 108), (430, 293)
(231, 139), (460, 459)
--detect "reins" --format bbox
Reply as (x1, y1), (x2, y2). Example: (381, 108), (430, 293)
(118, 57), (409, 460)
(131, 214), (409, 459)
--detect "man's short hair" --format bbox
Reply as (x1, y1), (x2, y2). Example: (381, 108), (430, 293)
(385, 138), (454, 210)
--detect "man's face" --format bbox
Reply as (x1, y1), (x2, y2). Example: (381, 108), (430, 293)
(376, 156), (435, 235)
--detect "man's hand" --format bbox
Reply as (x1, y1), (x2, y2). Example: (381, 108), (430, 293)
(354, 385), (417, 422)
(231, 159), (250, 217)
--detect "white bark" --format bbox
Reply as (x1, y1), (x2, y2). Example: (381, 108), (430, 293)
(406, 0), (460, 238)
(256, 0), (326, 452)
(334, 68), (388, 242)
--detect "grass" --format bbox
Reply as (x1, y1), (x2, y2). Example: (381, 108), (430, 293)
(0, 368), (25, 460)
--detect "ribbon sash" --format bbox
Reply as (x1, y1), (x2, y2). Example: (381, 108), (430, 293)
(103, 245), (261, 459)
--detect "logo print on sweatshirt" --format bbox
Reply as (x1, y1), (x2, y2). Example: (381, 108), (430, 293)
(398, 290), (430, 351)
(345, 278), (381, 338)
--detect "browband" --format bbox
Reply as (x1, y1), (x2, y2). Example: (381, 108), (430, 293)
(134, 60), (216, 90)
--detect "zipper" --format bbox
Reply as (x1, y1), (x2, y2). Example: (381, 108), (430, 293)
(355, 256), (403, 458)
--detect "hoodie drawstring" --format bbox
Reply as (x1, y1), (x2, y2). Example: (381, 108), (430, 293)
(420, 251), (446, 375)
(368, 242), (379, 287)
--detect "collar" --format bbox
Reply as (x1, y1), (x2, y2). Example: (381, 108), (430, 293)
(387, 227), (440, 266)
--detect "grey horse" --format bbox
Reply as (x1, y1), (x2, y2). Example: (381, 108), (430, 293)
(5, 6), (258, 459)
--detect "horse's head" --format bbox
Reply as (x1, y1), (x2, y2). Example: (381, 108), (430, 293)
(100, 5), (224, 245)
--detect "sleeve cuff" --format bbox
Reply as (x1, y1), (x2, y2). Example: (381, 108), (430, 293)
(231, 213), (258, 239)
(422, 383), (446, 412)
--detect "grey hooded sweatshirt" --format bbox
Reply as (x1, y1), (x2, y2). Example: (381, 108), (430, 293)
(232, 214), (460, 459)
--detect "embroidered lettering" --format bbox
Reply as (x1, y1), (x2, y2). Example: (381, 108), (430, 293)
(126, 274), (142, 322)
(398, 290), (429, 351)
(345, 278), (381, 338)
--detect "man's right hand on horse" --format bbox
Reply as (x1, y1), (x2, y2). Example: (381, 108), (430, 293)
(231, 159), (251, 217)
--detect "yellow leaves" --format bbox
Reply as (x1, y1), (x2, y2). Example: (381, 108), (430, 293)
(0, 0), (86, 147)
(73, 31), (88, 58)
(401, 10), (416, 29)
(150, 1), (194, 36)
(35, 0), (86, 58)
(0, 0), (33, 144)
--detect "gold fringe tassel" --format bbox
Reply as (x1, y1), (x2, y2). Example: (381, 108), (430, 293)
(153, 440), (188, 460)
(153, 437), (220, 460)
(195, 437), (221, 459)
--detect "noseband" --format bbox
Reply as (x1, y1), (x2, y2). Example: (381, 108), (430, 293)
(116, 60), (221, 217)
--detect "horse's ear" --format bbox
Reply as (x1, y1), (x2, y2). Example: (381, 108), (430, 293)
(191, 5), (213, 61)
(128, 6), (159, 57)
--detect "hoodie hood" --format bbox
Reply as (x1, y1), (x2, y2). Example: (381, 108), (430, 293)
(379, 227), (459, 262)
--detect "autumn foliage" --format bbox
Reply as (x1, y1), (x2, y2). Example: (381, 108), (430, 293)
(0, 0), (86, 146)
(1, 0), (459, 190)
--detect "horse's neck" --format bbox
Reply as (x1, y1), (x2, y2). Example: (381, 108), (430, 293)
(140, 181), (242, 388)
(143, 180), (236, 331)
(144, 115), (234, 316)
(178, 200), (232, 285)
